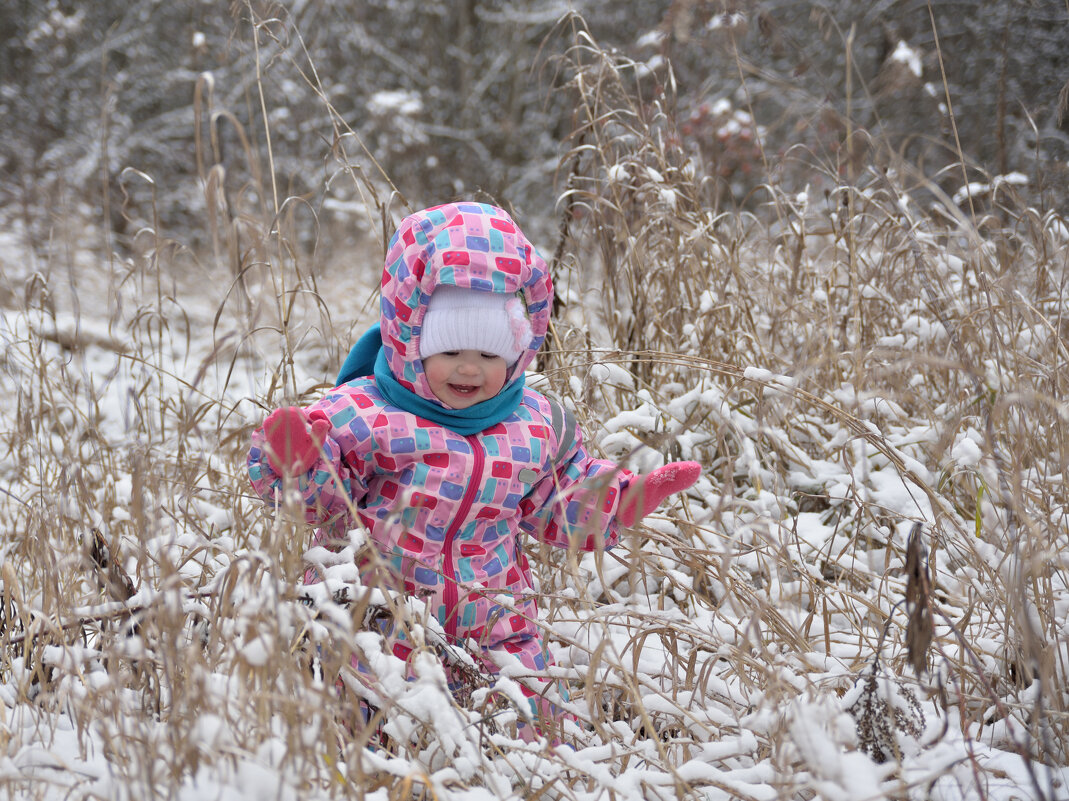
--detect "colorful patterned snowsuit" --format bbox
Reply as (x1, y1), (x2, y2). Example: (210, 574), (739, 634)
(247, 202), (632, 735)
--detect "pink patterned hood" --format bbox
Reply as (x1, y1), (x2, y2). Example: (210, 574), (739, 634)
(379, 202), (553, 403)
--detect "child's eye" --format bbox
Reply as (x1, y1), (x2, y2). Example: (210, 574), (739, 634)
(441, 350), (460, 357)
(480, 352), (500, 360)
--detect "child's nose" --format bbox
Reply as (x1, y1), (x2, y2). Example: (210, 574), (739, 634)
(457, 360), (480, 375)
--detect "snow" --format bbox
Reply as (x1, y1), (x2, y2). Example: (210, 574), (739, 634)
(367, 89), (423, 116)
(953, 173), (1030, 205)
(743, 365), (798, 388)
(2, 202), (1067, 801)
(889, 40), (923, 78)
(635, 30), (666, 49)
(950, 430), (984, 467)
(588, 360), (635, 389)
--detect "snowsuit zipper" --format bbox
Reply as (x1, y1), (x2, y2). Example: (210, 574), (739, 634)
(442, 433), (484, 640)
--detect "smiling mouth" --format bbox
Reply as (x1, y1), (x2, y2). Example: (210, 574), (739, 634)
(448, 384), (480, 395)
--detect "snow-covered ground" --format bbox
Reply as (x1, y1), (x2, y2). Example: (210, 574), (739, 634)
(1, 199), (1067, 801)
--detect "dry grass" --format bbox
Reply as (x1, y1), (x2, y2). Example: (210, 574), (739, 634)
(1, 8), (1067, 801)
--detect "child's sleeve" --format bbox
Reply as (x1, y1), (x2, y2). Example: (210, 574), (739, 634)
(518, 400), (634, 551)
(247, 391), (372, 527)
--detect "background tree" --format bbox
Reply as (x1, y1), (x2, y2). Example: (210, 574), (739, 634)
(1, 0), (1065, 254)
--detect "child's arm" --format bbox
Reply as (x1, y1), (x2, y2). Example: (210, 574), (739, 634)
(519, 442), (627, 551)
(247, 403), (368, 526)
(520, 401), (700, 550)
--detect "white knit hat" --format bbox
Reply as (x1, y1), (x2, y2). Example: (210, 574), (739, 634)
(419, 285), (532, 364)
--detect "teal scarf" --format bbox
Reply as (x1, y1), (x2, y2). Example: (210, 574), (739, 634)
(336, 324), (525, 436)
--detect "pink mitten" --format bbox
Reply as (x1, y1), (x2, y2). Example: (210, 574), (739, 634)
(618, 461), (701, 526)
(263, 407), (330, 476)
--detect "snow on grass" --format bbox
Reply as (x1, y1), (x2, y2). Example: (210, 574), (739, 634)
(2, 88), (1068, 801)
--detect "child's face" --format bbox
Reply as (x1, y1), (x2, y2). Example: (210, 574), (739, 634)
(423, 350), (508, 409)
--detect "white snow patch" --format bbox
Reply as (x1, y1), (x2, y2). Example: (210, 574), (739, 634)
(889, 40), (923, 77)
(367, 89), (423, 116)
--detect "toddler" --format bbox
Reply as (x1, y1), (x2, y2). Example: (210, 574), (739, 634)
(247, 201), (700, 739)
